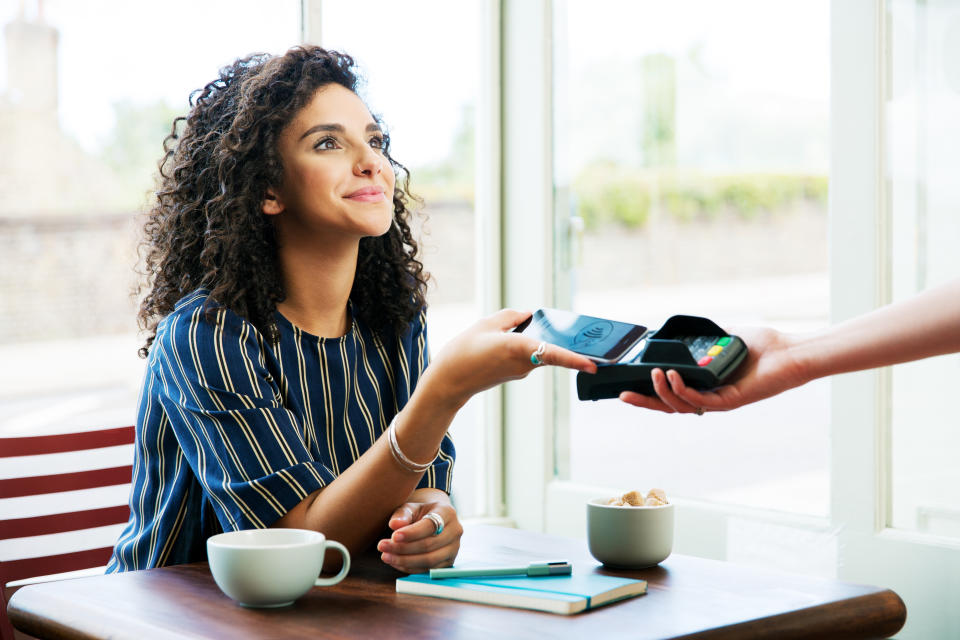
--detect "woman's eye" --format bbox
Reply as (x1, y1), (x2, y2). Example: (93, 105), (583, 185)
(369, 136), (386, 150)
(314, 137), (339, 150)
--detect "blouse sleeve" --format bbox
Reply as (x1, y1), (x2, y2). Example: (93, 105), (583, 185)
(152, 304), (335, 531)
(403, 308), (457, 494)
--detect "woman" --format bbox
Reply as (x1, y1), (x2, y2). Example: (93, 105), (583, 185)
(108, 46), (595, 574)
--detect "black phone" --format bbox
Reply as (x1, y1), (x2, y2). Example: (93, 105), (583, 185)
(576, 314), (748, 400)
(514, 308), (647, 364)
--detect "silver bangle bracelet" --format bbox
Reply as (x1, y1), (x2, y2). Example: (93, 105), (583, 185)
(387, 418), (437, 473)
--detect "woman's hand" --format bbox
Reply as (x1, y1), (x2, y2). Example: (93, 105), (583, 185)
(618, 326), (809, 414)
(376, 493), (463, 573)
(423, 309), (598, 410)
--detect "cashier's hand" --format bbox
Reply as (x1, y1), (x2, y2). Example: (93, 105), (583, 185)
(377, 490), (463, 573)
(618, 327), (808, 414)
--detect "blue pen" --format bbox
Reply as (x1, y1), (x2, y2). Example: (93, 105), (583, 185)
(429, 561), (572, 580)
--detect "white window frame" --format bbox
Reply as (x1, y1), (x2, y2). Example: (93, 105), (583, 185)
(830, 2), (960, 637)
(500, 0), (557, 531)
(474, 0), (508, 524)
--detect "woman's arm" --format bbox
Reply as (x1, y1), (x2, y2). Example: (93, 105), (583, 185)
(621, 278), (960, 414)
(272, 367), (462, 568)
(275, 309), (596, 569)
(797, 278), (960, 379)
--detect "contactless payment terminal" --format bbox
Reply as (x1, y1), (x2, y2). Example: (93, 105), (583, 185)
(576, 315), (748, 401)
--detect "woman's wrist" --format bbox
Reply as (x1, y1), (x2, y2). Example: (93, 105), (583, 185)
(386, 368), (462, 469)
(414, 365), (470, 415)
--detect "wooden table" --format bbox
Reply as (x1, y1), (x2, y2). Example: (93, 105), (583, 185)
(8, 524), (905, 639)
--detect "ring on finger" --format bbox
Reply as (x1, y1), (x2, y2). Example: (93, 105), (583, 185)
(530, 341), (547, 366)
(424, 512), (445, 536)
(694, 407), (704, 416)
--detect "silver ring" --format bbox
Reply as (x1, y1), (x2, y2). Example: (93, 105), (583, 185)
(424, 512), (444, 536)
(530, 341), (547, 366)
(695, 407), (704, 416)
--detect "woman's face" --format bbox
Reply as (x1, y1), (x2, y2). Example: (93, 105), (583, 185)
(265, 84), (396, 241)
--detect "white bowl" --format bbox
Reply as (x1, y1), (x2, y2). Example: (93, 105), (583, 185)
(586, 498), (674, 569)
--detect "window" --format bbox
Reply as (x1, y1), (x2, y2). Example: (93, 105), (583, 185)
(552, 0), (831, 516)
(0, 0), (300, 571)
(0, 1), (300, 439)
(2, 0), (495, 520)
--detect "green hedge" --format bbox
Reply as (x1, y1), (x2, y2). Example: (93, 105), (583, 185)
(572, 169), (828, 230)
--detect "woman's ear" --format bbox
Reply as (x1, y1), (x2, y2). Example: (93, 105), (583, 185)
(262, 188), (284, 216)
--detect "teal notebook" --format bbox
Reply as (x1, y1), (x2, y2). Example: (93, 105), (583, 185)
(395, 571), (647, 615)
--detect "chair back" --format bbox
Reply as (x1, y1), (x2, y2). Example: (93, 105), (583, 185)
(0, 426), (134, 640)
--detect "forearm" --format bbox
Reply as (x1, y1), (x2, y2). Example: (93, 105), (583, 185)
(795, 279), (960, 382)
(278, 308), (594, 556)
(274, 369), (460, 556)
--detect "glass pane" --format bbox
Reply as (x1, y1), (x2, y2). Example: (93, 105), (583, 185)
(0, 2), (298, 435)
(553, 0), (831, 516)
(887, 0), (960, 537)
(320, 0), (485, 517)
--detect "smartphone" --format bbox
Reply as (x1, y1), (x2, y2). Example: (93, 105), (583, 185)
(514, 308), (647, 364)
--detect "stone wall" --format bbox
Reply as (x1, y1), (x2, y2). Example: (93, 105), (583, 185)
(0, 213), (140, 344)
(0, 203), (828, 345)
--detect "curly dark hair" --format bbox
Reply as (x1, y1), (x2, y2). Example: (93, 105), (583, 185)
(135, 46), (427, 357)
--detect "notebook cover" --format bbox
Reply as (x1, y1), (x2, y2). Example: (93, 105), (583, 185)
(396, 571), (646, 615)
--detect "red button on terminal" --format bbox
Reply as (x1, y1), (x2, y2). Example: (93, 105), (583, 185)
(697, 356), (713, 366)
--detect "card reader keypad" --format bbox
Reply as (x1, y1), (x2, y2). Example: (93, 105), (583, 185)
(678, 335), (732, 366)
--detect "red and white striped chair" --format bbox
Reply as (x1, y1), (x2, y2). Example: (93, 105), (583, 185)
(0, 426), (134, 640)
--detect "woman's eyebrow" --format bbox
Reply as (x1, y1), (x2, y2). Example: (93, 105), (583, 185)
(299, 122), (383, 140)
(299, 123), (343, 140)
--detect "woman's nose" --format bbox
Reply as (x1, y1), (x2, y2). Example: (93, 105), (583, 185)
(354, 146), (382, 177)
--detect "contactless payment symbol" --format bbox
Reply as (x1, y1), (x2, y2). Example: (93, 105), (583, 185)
(574, 321), (613, 346)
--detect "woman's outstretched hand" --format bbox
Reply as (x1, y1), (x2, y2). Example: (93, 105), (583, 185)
(618, 326), (809, 414)
(424, 309), (597, 409)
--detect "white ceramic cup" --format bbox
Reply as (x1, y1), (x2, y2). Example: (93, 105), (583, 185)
(586, 498), (674, 569)
(207, 528), (351, 608)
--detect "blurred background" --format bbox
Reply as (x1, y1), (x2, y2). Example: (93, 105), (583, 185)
(1, 1), (958, 635)
(0, 0), (832, 520)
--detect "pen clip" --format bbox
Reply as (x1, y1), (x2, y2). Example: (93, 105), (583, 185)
(528, 561), (573, 576)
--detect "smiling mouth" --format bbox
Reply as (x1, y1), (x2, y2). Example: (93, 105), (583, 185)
(345, 187), (386, 203)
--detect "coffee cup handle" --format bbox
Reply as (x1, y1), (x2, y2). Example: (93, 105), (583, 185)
(314, 540), (351, 587)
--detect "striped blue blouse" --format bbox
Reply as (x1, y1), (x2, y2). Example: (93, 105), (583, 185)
(108, 290), (455, 572)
